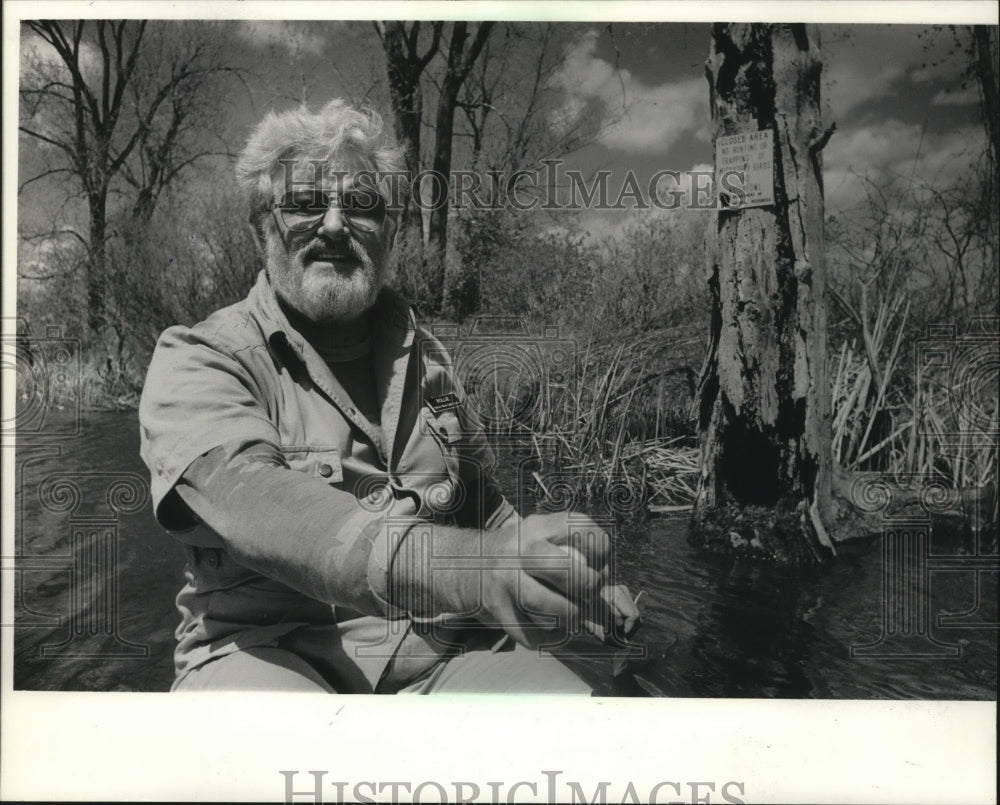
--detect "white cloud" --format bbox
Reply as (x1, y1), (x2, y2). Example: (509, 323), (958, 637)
(549, 30), (708, 154)
(827, 120), (984, 178)
(826, 119), (925, 174)
(821, 25), (970, 119)
(236, 21), (329, 57)
(909, 66), (936, 84)
(824, 60), (904, 119)
(823, 119), (986, 214)
(652, 162), (715, 206)
(605, 77), (707, 152)
(931, 85), (980, 106)
(564, 162), (716, 245)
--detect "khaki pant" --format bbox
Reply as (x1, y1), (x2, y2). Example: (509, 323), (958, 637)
(174, 634), (592, 694)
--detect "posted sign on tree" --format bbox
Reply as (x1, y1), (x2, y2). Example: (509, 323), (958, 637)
(716, 129), (775, 209)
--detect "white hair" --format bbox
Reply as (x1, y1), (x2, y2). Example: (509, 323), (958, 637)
(235, 99), (406, 216)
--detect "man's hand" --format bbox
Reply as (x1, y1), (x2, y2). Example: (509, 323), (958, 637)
(582, 584), (641, 642)
(394, 511), (641, 649)
(450, 512), (612, 647)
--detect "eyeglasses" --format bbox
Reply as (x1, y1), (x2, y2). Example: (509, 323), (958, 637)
(271, 188), (387, 233)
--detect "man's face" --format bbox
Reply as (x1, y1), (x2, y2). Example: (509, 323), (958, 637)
(262, 153), (394, 325)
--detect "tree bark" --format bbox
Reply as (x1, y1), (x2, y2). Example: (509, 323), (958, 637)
(691, 23), (835, 564)
(973, 25), (998, 173)
(376, 21), (443, 240)
(426, 22), (494, 312)
(427, 24), (470, 258)
(86, 192), (109, 342)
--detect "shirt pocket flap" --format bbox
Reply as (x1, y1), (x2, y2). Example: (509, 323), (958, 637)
(420, 406), (464, 446)
(282, 446), (344, 483)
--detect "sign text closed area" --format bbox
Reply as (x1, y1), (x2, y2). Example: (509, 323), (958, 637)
(716, 129), (774, 209)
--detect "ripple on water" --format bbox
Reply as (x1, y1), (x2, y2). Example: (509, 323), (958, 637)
(13, 412), (999, 698)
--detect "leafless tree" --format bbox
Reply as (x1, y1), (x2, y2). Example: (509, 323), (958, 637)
(425, 22), (495, 263)
(373, 20), (444, 236)
(457, 24), (603, 179)
(693, 23), (837, 563)
(18, 20), (243, 343)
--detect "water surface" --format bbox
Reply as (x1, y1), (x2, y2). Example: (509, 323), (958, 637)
(14, 411), (997, 697)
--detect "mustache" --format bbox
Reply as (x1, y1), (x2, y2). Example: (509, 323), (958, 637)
(303, 238), (356, 259)
(299, 238), (375, 269)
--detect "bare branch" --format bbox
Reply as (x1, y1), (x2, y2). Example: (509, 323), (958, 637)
(18, 167), (75, 194)
(18, 228), (89, 249)
(420, 22), (445, 71)
(18, 126), (78, 159)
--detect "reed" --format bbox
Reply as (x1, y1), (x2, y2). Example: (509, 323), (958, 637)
(831, 290), (998, 524)
(463, 330), (701, 517)
(469, 305), (996, 527)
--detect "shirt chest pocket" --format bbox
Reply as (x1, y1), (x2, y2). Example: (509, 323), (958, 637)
(422, 407), (463, 448)
(419, 403), (496, 479)
(281, 446), (344, 484)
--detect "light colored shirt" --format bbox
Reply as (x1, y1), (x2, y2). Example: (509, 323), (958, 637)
(138, 270), (513, 689)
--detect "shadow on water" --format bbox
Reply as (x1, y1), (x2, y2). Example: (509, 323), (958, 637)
(596, 516), (997, 699)
(676, 560), (830, 698)
(13, 411), (998, 697)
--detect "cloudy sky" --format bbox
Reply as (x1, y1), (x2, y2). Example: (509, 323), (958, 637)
(15, 14), (993, 246)
(543, 22), (989, 234)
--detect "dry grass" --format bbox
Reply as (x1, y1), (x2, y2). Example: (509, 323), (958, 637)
(832, 289), (998, 523)
(469, 301), (997, 526)
(463, 330), (702, 517)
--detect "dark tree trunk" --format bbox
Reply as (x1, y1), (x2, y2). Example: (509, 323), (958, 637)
(86, 191), (109, 344)
(427, 22), (494, 314)
(381, 24), (424, 238)
(377, 21), (443, 241)
(973, 25), (998, 173)
(427, 23), (469, 264)
(690, 23), (836, 564)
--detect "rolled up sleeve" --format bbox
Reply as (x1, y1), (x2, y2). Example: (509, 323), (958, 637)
(139, 324), (408, 617)
(175, 442), (402, 617)
(139, 324), (277, 527)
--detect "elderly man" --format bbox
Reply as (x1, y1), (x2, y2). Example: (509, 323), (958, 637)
(139, 99), (637, 693)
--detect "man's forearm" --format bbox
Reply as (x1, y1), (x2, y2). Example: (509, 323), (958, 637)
(175, 441), (392, 616)
(385, 521), (488, 620)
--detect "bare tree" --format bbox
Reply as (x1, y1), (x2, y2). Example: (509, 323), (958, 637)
(18, 20), (241, 344)
(373, 20), (494, 315)
(692, 23), (837, 563)
(375, 21), (618, 315)
(457, 24), (604, 179)
(441, 23), (612, 317)
(425, 22), (495, 262)
(373, 20), (443, 236)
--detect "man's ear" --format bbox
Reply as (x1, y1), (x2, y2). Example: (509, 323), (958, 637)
(248, 212), (265, 253)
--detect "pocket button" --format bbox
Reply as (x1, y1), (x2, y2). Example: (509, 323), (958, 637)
(318, 463), (334, 478)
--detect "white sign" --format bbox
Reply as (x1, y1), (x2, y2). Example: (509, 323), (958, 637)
(716, 129), (775, 209)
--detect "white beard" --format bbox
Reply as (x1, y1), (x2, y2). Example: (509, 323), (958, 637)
(265, 234), (382, 325)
